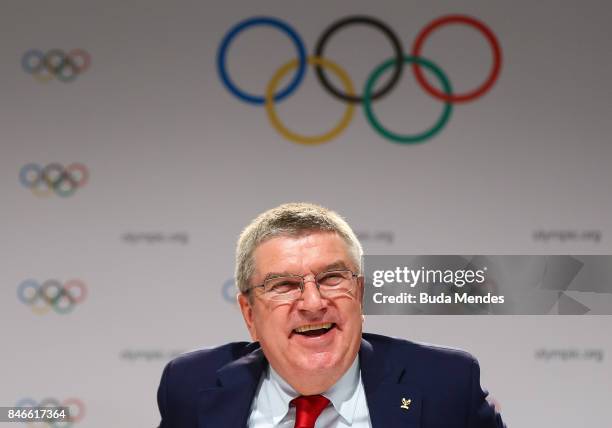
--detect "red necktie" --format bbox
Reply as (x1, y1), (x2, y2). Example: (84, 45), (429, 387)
(290, 395), (330, 428)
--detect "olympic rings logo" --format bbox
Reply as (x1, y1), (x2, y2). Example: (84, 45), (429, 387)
(217, 15), (502, 144)
(16, 397), (85, 427)
(19, 163), (89, 197)
(21, 49), (91, 83)
(222, 278), (237, 304)
(18, 279), (87, 315)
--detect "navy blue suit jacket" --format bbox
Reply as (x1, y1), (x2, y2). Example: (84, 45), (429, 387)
(157, 332), (505, 427)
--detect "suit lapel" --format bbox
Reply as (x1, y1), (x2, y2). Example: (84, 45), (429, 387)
(360, 338), (422, 428)
(197, 346), (267, 428)
(196, 338), (422, 428)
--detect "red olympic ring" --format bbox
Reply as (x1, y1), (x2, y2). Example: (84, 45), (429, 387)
(63, 397), (86, 422)
(64, 279), (88, 304)
(411, 14), (502, 103)
(67, 49), (92, 73)
(65, 162), (90, 187)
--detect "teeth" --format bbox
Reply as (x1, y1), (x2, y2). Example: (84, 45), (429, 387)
(294, 323), (333, 333)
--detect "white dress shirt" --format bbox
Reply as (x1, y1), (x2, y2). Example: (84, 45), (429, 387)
(247, 357), (372, 427)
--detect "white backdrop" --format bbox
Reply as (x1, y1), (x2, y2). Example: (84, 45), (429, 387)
(1, 1), (611, 426)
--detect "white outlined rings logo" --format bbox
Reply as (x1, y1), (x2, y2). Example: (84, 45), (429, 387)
(18, 279), (87, 315)
(19, 163), (89, 197)
(21, 49), (91, 82)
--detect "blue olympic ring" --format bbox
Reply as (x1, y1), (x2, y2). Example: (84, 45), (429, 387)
(21, 50), (45, 73)
(19, 163), (42, 187)
(16, 398), (37, 408)
(217, 17), (307, 105)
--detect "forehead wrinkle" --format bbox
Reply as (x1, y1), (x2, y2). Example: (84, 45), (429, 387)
(252, 232), (354, 284)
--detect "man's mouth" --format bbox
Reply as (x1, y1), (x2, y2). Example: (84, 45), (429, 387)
(292, 322), (336, 337)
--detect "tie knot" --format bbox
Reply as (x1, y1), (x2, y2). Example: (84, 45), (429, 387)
(290, 395), (330, 428)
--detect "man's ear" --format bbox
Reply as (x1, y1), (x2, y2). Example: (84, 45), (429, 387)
(238, 293), (258, 341)
(357, 276), (365, 307)
(356, 277), (366, 323)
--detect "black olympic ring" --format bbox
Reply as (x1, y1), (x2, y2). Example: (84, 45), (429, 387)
(42, 163), (78, 188)
(44, 49), (80, 80)
(314, 16), (404, 104)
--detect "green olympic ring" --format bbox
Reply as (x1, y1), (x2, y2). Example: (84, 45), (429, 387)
(363, 55), (453, 144)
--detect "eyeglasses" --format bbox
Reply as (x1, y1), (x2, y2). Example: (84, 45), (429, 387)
(245, 269), (360, 302)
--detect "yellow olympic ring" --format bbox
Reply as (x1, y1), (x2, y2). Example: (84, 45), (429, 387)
(33, 71), (54, 83)
(265, 56), (355, 145)
(29, 296), (51, 315)
(31, 304), (51, 315)
(31, 182), (53, 197)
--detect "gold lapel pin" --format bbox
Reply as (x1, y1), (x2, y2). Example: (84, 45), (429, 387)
(401, 398), (411, 410)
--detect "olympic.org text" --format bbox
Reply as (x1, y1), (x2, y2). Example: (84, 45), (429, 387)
(535, 348), (604, 363)
(533, 229), (602, 243)
(372, 266), (487, 288)
(121, 232), (189, 245)
(120, 349), (186, 362)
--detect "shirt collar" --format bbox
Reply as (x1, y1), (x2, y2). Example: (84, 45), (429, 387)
(266, 356), (361, 425)
(321, 357), (361, 425)
(266, 364), (298, 425)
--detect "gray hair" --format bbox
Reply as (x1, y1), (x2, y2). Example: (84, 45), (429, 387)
(235, 202), (363, 293)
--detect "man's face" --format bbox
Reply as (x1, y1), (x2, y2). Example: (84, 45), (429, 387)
(238, 231), (363, 392)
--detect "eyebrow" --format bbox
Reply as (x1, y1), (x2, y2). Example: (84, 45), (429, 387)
(321, 260), (351, 271)
(262, 260), (351, 281)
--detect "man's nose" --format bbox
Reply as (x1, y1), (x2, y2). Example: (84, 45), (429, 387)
(299, 280), (326, 312)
